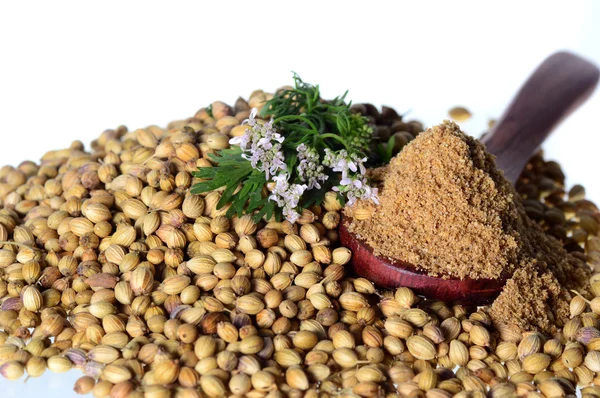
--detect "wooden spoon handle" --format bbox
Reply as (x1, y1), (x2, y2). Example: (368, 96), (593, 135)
(482, 51), (599, 183)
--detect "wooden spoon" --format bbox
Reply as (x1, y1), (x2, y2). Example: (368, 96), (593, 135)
(339, 51), (600, 305)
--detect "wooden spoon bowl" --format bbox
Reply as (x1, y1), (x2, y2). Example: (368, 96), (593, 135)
(339, 217), (509, 305)
(340, 51), (600, 305)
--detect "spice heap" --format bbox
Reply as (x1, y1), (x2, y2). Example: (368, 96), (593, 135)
(0, 88), (600, 398)
(349, 121), (591, 332)
(348, 121), (521, 280)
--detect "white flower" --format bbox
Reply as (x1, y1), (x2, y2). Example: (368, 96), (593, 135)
(242, 108), (258, 127)
(268, 173), (308, 223)
(297, 144), (328, 190)
(282, 206), (301, 224)
(333, 174), (379, 206)
(324, 149), (367, 178)
(325, 148), (378, 206)
(230, 108), (287, 180)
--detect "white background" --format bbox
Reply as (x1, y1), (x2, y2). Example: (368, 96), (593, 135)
(0, 1), (599, 396)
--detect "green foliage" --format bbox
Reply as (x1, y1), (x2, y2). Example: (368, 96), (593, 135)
(376, 136), (396, 165)
(205, 104), (214, 119)
(261, 73), (372, 156)
(191, 147), (276, 222)
(192, 73), (385, 221)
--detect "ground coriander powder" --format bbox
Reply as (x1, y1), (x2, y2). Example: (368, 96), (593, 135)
(349, 120), (591, 333)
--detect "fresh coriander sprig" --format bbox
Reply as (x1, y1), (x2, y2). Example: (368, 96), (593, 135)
(192, 74), (381, 223)
(262, 73), (372, 155)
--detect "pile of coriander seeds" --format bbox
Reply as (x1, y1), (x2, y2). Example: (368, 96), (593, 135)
(1, 90), (600, 398)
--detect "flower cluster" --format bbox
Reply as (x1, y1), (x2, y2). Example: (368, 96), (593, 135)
(229, 109), (286, 179)
(296, 144), (328, 190)
(323, 149), (379, 206)
(268, 174), (307, 224)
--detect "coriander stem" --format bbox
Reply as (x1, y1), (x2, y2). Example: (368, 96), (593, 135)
(274, 115), (319, 135)
(320, 133), (350, 151)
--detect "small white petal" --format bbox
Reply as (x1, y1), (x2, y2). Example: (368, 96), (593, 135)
(340, 177), (353, 186)
(229, 137), (242, 145)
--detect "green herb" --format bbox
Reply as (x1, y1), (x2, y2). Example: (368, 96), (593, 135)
(205, 104), (214, 119)
(191, 148), (275, 222)
(376, 136), (396, 165)
(261, 73), (372, 156)
(192, 74), (382, 223)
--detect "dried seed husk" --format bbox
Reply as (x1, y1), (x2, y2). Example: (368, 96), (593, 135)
(448, 106), (472, 122)
(331, 347), (357, 368)
(153, 359), (180, 384)
(449, 340), (469, 366)
(130, 267), (154, 296)
(574, 365), (594, 385)
(0, 360), (24, 380)
(285, 366), (309, 391)
(236, 295), (265, 315)
(561, 346), (584, 369)
(211, 248), (236, 263)
(101, 364), (132, 384)
(418, 368), (438, 391)
(543, 338), (563, 358)
(200, 375), (226, 398)
(194, 336), (216, 360)
(88, 345), (120, 364)
(402, 308), (430, 327)
(46, 355), (72, 373)
(469, 325), (491, 347)
(339, 292), (369, 311)
(518, 333), (542, 360)
(89, 301), (117, 319)
(385, 316), (414, 338)
(235, 215), (258, 237)
(564, 317), (582, 340)
(229, 373), (252, 396)
(332, 330), (356, 349)
(439, 317), (461, 341)
(22, 286), (43, 312)
(73, 375), (95, 394)
(522, 353), (551, 374)
(264, 252), (282, 276)
(239, 335), (265, 355)
(274, 349), (302, 368)
(290, 250), (312, 266)
(299, 224), (320, 244)
(538, 378), (567, 397)
(576, 326), (600, 346)
(405, 335), (436, 361)
(585, 350), (600, 372)
(570, 295), (587, 317)
(495, 341), (517, 361)
(160, 275), (190, 295)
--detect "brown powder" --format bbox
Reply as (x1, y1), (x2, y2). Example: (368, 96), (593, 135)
(349, 120), (520, 280)
(489, 214), (589, 333)
(349, 120), (590, 333)
(488, 263), (570, 333)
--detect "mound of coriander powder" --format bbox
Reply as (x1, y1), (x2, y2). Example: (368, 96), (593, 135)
(348, 120), (591, 333)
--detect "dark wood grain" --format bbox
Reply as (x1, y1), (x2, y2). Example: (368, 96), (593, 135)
(340, 52), (599, 305)
(483, 51), (600, 183)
